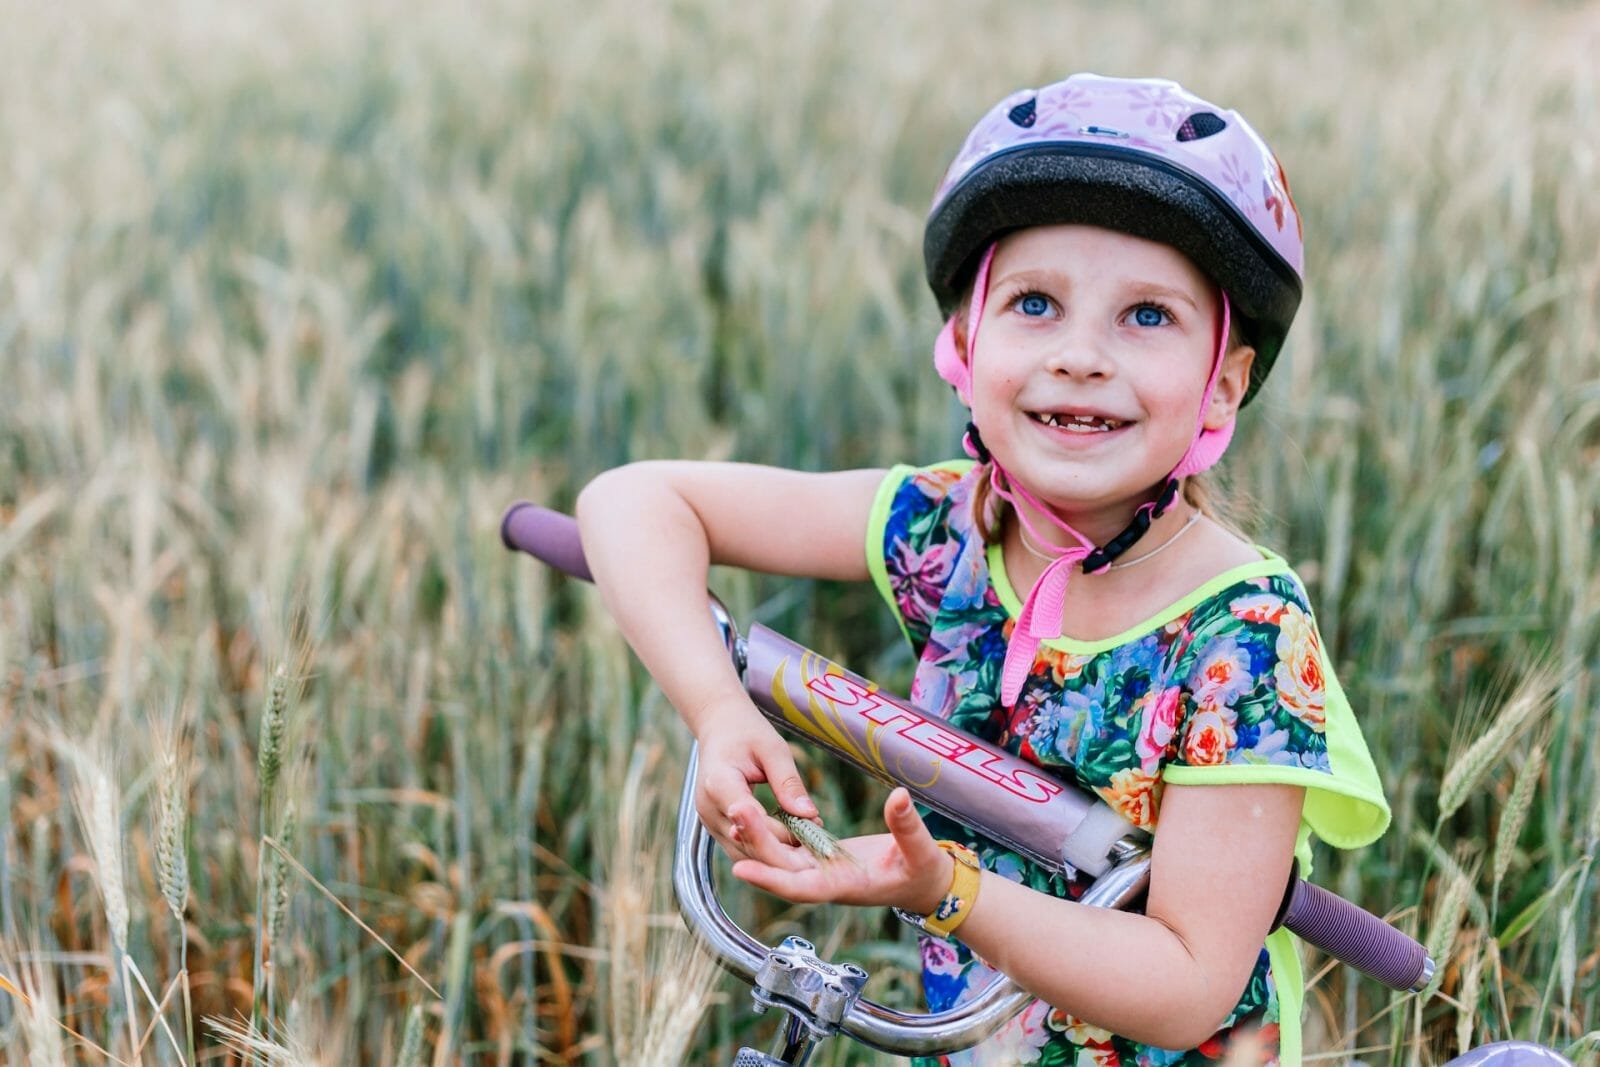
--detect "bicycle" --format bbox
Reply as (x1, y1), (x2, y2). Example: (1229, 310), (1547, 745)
(501, 503), (1573, 1067)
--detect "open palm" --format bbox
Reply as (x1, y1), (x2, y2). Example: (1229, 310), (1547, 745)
(728, 787), (953, 914)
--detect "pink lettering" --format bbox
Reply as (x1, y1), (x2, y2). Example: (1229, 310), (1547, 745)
(990, 767), (1064, 804)
(803, 672), (1061, 804)
(806, 673), (875, 707)
(806, 674), (915, 727)
(905, 721), (972, 760)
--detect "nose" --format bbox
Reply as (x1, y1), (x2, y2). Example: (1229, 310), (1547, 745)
(1043, 321), (1115, 381)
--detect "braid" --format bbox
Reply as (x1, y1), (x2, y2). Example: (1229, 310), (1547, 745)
(971, 462), (1003, 544)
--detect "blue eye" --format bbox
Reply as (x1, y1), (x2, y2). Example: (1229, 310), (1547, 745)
(1131, 305), (1169, 327)
(1019, 293), (1051, 317)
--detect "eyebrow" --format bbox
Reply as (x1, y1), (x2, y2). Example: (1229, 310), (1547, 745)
(991, 271), (1205, 312)
(1125, 283), (1202, 312)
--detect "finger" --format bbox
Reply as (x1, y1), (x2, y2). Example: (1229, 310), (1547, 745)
(884, 787), (942, 865)
(699, 770), (758, 836)
(730, 858), (833, 902)
(700, 764), (757, 813)
(763, 813), (801, 847)
(695, 792), (732, 839)
(754, 736), (818, 819)
(728, 802), (812, 871)
(696, 795), (753, 863)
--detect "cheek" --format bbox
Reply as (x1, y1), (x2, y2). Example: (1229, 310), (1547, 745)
(1140, 350), (1214, 418)
(968, 360), (1027, 412)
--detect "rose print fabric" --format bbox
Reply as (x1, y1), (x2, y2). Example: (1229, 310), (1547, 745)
(865, 461), (1390, 1067)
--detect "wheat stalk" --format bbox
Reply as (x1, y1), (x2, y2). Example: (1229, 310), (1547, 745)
(628, 932), (721, 1067)
(154, 751), (190, 924)
(204, 1015), (317, 1067)
(606, 742), (657, 1066)
(1437, 671), (1554, 821)
(152, 727), (197, 1067)
(266, 801), (297, 944)
(258, 664), (291, 813)
(396, 1005), (425, 1067)
(2, 958), (67, 1067)
(1492, 728), (1548, 898)
(253, 658), (301, 1034)
(1455, 931), (1484, 1054)
(58, 738), (141, 1062)
(773, 808), (861, 866)
(65, 744), (130, 957)
(1425, 852), (1482, 991)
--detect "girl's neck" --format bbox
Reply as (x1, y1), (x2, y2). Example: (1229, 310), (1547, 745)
(999, 496), (1208, 602)
(1004, 486), (1187, 555)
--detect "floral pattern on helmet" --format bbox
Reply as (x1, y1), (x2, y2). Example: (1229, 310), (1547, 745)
(931, 73), (1304, 278)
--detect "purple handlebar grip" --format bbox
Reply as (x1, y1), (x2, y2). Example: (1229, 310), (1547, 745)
(1278, 879), (1433, 992)
(500, 503), (594, 582)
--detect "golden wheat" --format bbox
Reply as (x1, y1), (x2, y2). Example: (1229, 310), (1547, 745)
(0, 0), (1595, 1060)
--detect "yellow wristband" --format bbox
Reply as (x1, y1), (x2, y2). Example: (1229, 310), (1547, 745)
(923, 840), (983, 937)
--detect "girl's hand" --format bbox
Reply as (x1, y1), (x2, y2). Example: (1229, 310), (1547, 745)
(730, 788), (956, 914)
(694, 712), (820, 871)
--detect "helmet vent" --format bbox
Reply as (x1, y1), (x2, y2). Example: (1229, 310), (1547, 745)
(1007, 98), (1037, 127)
(1176, 112), (1227, 142)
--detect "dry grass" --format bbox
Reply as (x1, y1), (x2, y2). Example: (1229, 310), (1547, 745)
(0, 0), (1595, 1063)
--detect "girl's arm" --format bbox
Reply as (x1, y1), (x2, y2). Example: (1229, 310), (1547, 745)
(575, 461), (885, 863)
(733, 780), (1304, 1050)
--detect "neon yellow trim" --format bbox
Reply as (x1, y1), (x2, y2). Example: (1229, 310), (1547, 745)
(1266, 928), (1302, 1067)
(1163, 764), (1390, 850)
(1161, 763), (1381, 794)
(865, 464), (917, 646)
(987, 541), (1295, 654)
(865, 461), (976, 648)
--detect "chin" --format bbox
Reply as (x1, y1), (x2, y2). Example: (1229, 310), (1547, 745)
(1009, 466), (1173, 515)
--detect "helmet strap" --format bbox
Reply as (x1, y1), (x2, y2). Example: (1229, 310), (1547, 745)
(942, 248), (1237, 706)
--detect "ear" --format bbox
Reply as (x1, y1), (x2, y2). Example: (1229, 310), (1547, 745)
(933, 295), (977, 405)
(1204, 344), (1255, 430)
(952, 296), (973, 364)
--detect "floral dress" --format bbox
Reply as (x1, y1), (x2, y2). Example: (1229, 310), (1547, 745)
(865, 462), (1390, 1067)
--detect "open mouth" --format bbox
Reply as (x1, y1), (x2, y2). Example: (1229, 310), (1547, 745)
(1029, 411), (1126, 434)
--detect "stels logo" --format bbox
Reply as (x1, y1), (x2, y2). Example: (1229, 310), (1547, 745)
(804, 674), (1063, 804)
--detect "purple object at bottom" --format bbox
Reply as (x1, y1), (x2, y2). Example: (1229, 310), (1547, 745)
(1442, 1042), (1575, 1066)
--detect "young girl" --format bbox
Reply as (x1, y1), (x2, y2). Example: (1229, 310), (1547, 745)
(576, 73), (1389, 1066)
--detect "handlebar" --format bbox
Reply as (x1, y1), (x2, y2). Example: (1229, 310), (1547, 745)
(503, 502), (1434, 1044)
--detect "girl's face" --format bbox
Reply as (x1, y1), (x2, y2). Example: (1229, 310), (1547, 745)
(964, 224), (1253, 520)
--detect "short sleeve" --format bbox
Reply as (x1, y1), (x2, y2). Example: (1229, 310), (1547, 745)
(865, 460), (977, 659)
(1162, 574), (1390, 850)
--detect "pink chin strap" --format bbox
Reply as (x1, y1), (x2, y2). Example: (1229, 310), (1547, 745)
(933, 243), (1236, 707)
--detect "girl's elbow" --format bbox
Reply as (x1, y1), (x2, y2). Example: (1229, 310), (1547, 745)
(1161, 1012), (1233, 1053)
(1149, 980), (1252, 1050)
(577, 463), (659, 518)
(1105, 1010), (1219, 1052)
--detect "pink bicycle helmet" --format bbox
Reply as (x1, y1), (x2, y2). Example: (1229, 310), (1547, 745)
(924, 73), (1304, 404)
(923, 74), (1309, 706)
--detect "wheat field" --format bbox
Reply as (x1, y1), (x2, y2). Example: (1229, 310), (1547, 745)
(0, 0), (1596, 1063)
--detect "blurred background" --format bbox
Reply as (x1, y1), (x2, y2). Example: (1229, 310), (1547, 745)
(0, 0), (1596, 1062)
